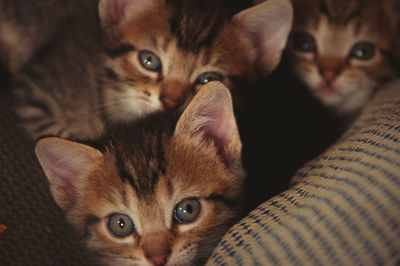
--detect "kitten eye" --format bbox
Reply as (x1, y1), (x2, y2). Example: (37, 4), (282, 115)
(174, 198), (201, 224)
(292, 32), (317, 53)
(197, 72), (223, 85)
(108, 213), (135, 237)
(349, 42), (376, 60)
(139, 51), (162, 71)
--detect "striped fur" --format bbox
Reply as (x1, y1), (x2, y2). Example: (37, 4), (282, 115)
(35, 82), (246, 265)
(286, 0), (400, 119)
(7, 0), (293, 140)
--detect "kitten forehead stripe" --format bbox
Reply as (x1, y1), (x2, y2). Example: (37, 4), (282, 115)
(106, 44), (135, 59)
(319, 0), (362, 24)
(167, 0), (232, 52)
(115, 152), (139, 193)
(121, 189), (129, 208)
(167, 180), (174, 197)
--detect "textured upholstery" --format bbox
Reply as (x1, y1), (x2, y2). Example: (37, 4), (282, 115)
(207, 80), (400, 265)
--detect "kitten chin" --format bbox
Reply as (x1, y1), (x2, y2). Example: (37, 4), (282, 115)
(35, 82), (246, 266)
(293, 63), (377, 116)
(286, 0), (399, 118)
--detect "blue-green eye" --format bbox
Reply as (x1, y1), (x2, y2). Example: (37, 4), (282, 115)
(139, 51), (162, 71)
(349, 42), (375, 60)
(292, 32), (317, 53)
(174, 198), (201, 224)
(108, 213), (135, 237)
(197, 72), (223, 84)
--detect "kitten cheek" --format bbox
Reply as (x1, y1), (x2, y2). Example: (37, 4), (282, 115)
(295, 68), (321, 91)
(167, 241), (198, 265)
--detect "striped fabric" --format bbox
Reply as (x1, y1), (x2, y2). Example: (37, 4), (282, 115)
(207, 80), (400, 265)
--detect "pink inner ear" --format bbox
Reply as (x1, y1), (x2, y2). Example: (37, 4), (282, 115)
(49, 162), (79, 206)
(109, 0), (127, 24)
(36, 137), (103, 209)
(203, 103), (236, 165)
(176, 82), (239, 167)
(189, 87), (238, 166)
(107, 0), (148, 25)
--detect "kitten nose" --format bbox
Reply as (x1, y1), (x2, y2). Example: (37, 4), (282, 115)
(320, 69), (338, 85)
(160, 95), (181, 110)
(149, 254), (170, 266)
(318, 57), (342, 85)
(160, 80), (189, 110)
(141, 232), (172, 266)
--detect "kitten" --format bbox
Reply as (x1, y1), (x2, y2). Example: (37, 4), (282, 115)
(35, 82), (245, 266)
(286, 0), (400, 121)
(2, 0), (293, 140)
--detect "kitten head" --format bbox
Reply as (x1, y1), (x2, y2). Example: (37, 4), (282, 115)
(286, 0), (399, 116)
(98, 0), (293, 122)
(35, 82), (245, 266)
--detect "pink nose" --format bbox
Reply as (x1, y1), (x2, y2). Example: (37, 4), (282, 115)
(141, 232), (172, 266)
(320, 69), (338, 85)
(149, 253), (170, 266)
(160, 95), (180, 110)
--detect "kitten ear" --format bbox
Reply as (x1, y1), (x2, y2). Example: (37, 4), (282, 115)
(234, 0), (293, 74)
(98, 0), (151, 28)
(174, 81), (241, 166)
(35, 137), (103, 210)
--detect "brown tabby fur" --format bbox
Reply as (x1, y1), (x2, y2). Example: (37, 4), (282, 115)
(1, 0), (292, 140)
(35, 82), (245, 265)
(286, 0), (400, 119)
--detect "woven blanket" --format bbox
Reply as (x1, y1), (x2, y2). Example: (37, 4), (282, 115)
(207, 80), (400, 265)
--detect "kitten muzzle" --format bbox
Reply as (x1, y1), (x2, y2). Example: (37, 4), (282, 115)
(141, 232), (172, 266)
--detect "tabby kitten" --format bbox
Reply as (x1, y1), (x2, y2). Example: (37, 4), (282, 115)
(286, 0), (399, 120)
(3, 0), (293, 140)
(35, 82), (245, 266)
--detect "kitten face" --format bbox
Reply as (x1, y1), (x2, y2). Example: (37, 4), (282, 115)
(101, 0), (293, 123)
(35, 82), (245, 265)
(287, 0), (398, 116)
(102, 0), (246, 123)
(103, 33), (242, 122)
(74, 141), (242, 265)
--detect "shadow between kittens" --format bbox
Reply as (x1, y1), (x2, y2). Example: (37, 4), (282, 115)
(236, 60), (343, 212)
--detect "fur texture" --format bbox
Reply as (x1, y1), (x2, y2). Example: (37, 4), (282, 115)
(35, 82), (246, 266)
(1, 0), (293, 140)
(286, 0), (400, 118)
